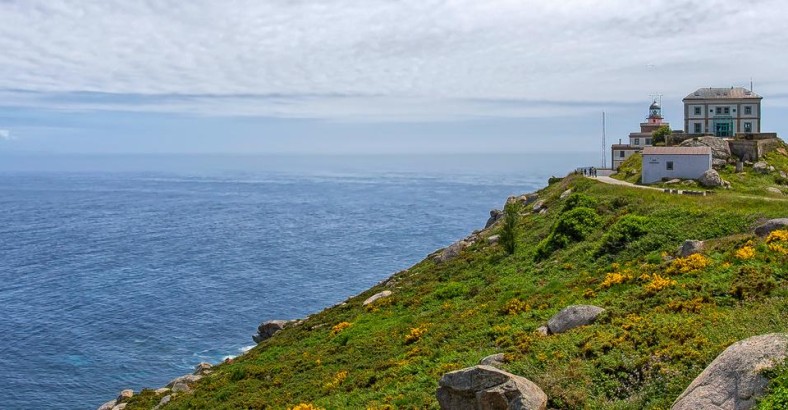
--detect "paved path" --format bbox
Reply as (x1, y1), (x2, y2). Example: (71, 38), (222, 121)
(591, 176), (663, 191)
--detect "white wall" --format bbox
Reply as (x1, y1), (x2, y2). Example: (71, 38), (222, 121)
(642, 154), (712, 184)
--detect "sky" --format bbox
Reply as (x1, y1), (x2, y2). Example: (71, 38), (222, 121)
(1, 0), (788, 156)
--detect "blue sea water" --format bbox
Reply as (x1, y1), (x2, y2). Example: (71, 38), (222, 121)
(0, 153), (592, 409)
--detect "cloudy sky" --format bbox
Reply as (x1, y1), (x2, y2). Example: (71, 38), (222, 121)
(1, 0), (787, 155)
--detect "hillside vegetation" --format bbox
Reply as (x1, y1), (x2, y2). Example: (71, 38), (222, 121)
(126, 174), (787, 409)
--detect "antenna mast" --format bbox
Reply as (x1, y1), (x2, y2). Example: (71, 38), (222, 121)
(602, 111), (606, 169)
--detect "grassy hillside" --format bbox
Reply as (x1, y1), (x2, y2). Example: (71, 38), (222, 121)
(126, 175), (787, 410)
(611, 153), (642, 184)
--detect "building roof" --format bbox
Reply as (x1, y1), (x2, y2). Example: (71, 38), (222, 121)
(684, 87), (761, 100)
(611, 144), (640, 150)
(643, 146), (712, 156)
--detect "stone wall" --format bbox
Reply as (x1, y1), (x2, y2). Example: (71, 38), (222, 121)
(728, 138), (781, 161)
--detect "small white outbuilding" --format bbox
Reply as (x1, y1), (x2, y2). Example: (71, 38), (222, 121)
(641, 146), (712, 184)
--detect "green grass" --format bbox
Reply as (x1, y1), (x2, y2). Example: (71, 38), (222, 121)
(612, 153), (642, 184)
(125, 174), (788, 410)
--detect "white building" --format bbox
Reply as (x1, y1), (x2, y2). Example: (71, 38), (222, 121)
(612, 101), (672, 169)
(683, 87), (762, 136)
(641, 146), (712, 184)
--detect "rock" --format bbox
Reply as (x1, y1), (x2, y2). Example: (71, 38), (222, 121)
(780, 170), (788, 179)
(436, 365), (547, 410)
(155, 388), (170, 395)
(111, 404), (127, 410)
(665, 179), (681, 184)
(755, 218), (788, 237)
(487, 235), (500, 245)
(753, 161), (772, 174)
(678, 240), (704, 257)
(698, 169), (723, 188)
(766, 187), (783, 195)
(485, 209), (503, 229)
(560, 189), (572, 199)
(116, 389), (133, 402)
(532, 200), (546, 213)
(435, 240), (470, 263)
(167, 374), (202, 393)
(736, 161), (744, 173)
(153, 395), (172, 410)
(712, 158), (727, 168)
(363, 290), (392, 306)
(478, 353), (507, 368)
(722, 180), (732, 189)
(546, 305), (605, 334)
(680, 136), (731, 164)
(97, 399), (117, 410)
(193, 362), (213, 375)
(671, 333), (788, 410)
(507, 194), (539, 207)
(535, 326), (549, 337)
(253, 320), (291, 343)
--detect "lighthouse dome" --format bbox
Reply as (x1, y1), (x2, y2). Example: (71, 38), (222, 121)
(649, 100), (661, 110)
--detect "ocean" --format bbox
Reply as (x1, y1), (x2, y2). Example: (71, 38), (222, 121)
(0, 153), (593, 409)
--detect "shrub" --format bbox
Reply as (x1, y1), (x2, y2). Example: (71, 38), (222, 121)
(500, 202), (518, 255)
(597, 215), (649, 255)
(735, 245), (756, 260)
(331, 322), (352, 335)
(562, 193), (598, 213)
(643, 274), (676, 295)
(759, 365), (788, 409)
(536, 207), (600, 260)
(730, 266), (776, 300)
(665, 254), (711, 275)
(501, 298), (530, 315)
(434, 282), (469, 300)
(290, 404), (324, 410)
(405, 326), (427, 344)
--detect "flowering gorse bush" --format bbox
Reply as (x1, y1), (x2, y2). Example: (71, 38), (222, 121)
(501, 298), (530, 315)
(323, 370), (348, 391)
(405, 325), (427, 344)
(644, 274), (676, 294)
(290, 404), (324, 410)
(734, 245), (756, 260)
(331, 322), (352, 335)
(665, 254), (710, 275)
(766, 229), (788, 255)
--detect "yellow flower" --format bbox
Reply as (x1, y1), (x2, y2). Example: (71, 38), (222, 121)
(331, 322), (352, 335)
(766, 229), (788, 243)
(644, 274), (676, 294)
(666, 254), (710, 275)
(405, 326), (428, 344)
(600, 272), (632, 288)
(291, 404), (324, 410)
(734, 246), (755, 260)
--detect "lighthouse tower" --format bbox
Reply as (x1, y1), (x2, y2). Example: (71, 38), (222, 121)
(647, 100), (664, 125)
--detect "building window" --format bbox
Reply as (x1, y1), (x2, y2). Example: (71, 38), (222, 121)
(634, 138), (640, 145)
(745, 106), (752, 115)
(694, 107), (701, 115)
(744, 122), (752, 133)
(694, 123), (702, 133)
(666, 161), (674, 171)
(716, 107), (722, 114)
(619, 151), (625, 158)
(724, 107), (730, 114)
(645, 138), (652, 145)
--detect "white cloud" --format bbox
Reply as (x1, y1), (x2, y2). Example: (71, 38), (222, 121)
(0, 0), (787, 120)
(0, 129), (12, 140)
